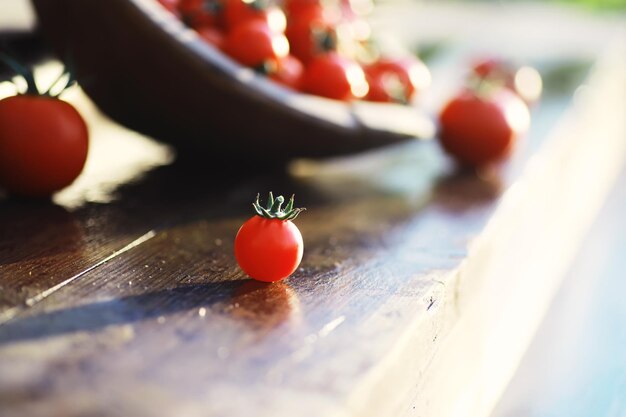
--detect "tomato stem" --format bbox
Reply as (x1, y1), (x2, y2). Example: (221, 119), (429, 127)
(0, 53), (76, 98)
(467, 73), (505, 100)
(0, 53), (40, 95)
(253, 192), (305, 221)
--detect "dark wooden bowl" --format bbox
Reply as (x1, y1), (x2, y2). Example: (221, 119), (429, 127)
(32, 0), (434, 164)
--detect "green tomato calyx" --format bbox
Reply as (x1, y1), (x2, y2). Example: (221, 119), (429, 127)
(253, 192), (305, 221)
(0, 53), (76, 98)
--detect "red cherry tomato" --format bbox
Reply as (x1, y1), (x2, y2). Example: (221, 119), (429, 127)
(0, 95), (89, 197)
(472, 57), (513, 81)
(196, 25), (225, 49)
(271, 55), (304, 90)
(223, 21), (289, 68)
(285, 4), (337, 64)
(188, 12), (221, 28)
(302, 52), (368, 100)
(158, 0), (182, 16)
(470, 57), (542, 105)
(438, 88), (530, 167)
(235, 194), (305, 282)
(223, 0), (286, 32)
(364, 68), (408, 103)
(179, 0), (203, 14)
(363, 69), (392, 102)
(179, 0), (222, 27)
(284, 0), (323, 17)
(365, 57), (430, 103)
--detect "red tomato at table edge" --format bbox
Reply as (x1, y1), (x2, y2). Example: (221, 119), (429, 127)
(0, 95), (89, 197)
(438, 88), (530, 167)
(235, 194), (305, 282)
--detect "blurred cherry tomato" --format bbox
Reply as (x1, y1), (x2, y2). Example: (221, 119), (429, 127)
(472, 57), (513, 81)
(195, 25), (225, 48)
(365, 57), (430, 103)
(223, 0), (286, 32)
(364, 69), (404, 103)
(284, 0), (323, 17)
(158, 0), (182, 16)
(179, 0), (203, 14)
(179, 0), (222, 27)
(285, 4), (337, 64)
(438, 88), (530, 167)
(0, 95), (89, 197)
(223, 20), (289, 68)
(302, 52), (368, 100)
(471, 57), (542, 104)
(271, 54), (304, 90)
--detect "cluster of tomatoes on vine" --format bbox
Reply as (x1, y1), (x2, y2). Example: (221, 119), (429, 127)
(158, 0), (431, 103)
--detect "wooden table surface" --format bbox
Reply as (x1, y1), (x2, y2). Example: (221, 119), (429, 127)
(0, 3), (625, 417)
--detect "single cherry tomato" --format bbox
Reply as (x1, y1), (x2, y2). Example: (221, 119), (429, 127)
(235, 193), (305, 282)
(438, 88), (530, 167)
(271, 54), (304, 90)
(0, 95), (89, 197)
(285, 5), (337, 64)
(472, 57), (512, 81)
(365, 57), (430, 103)
(195, 25), (225, 49)
(223, 0), (286, 32)
(470, 57), (542, 105)
(223, 20), (289, 68)
(302, 52), (368, 100)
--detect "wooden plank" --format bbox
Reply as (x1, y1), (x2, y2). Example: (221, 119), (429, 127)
(1, 49), (623, 416)
(0, 156), (497, 417)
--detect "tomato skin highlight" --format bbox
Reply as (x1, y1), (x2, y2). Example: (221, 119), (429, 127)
(285, 4), (337, 64)
(235, 216), (304, 282)
(271, 54), (304, 90)
(223, 21), (289, 68)
(438, 89), (529, 167)
(363, 70), (392, 102)
(224, 0), (286, 33)
(365, 57), (430, 102)
(0, 95), (89, 197)
(302, 52), (368, 100)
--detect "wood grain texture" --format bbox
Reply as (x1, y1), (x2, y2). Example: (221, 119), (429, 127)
(1, 4), (625, 417)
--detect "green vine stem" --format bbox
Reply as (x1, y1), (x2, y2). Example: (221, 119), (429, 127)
(253, 192), (305, 221)
(0, 53), (76, 98)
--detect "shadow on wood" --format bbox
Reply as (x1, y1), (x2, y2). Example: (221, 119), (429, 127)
(0, 279), (304, 345)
